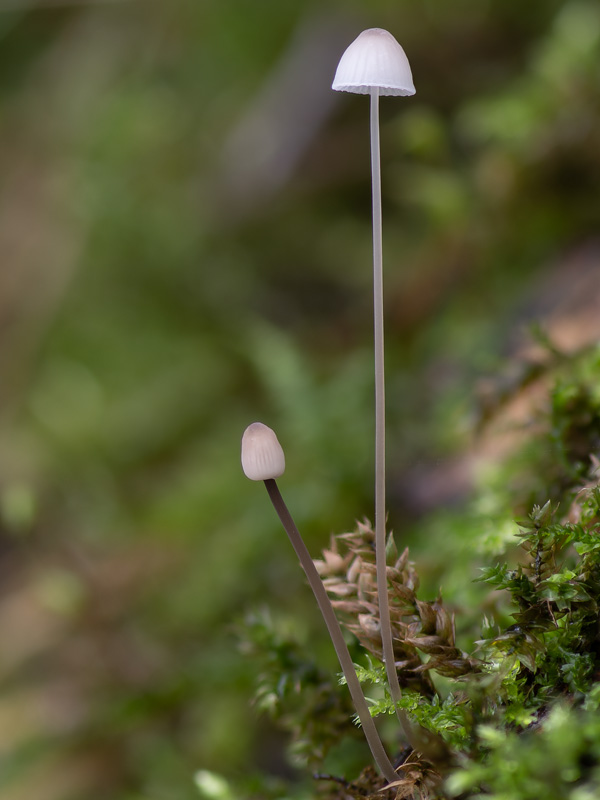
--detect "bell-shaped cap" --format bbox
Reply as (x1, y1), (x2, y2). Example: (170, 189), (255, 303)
(241, 422), (285, 481)
(332, 28), (415, 96)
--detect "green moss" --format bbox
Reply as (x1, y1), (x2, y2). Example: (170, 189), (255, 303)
(247, 346), (600, 799)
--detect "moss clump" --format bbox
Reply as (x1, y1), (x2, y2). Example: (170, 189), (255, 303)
(244, 346), (600, 799)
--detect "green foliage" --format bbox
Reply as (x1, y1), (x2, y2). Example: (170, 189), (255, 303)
(241, 610), (362, 770)
(447, 704), (600, 800)
(2, 1), (600, 798)
(250, 347), (600, 799)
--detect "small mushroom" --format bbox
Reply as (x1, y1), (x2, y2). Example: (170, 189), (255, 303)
(332, 28), (415, 96)
(241, 422), (397, 784)
(332, 29), (415, 727)
(241, 422), (285, 481)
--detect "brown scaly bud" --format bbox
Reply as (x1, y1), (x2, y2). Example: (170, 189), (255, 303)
(314, 521), (480, 691)
(313, 536), (353, 577)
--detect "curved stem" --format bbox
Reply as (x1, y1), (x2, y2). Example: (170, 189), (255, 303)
(264, 478), (397, 784)
(370, 87), (404, 724)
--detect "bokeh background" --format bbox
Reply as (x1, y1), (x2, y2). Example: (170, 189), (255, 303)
(1, 0), (600, 798)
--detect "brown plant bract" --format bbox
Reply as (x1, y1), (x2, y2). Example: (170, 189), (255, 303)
(316, 754), (441, 800)
(314, 521), (479, 690)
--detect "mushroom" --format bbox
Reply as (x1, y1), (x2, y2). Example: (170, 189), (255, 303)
(241, 422), (397, 783)
(241, 422), (285, 481)
(332, 29), (415, 726)
(331, 28), (415, 96)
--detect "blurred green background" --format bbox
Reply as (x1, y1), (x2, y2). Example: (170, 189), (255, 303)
(0, 0), (600, 798)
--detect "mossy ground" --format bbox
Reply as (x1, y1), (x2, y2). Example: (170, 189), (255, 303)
(245, 344), (600, 799)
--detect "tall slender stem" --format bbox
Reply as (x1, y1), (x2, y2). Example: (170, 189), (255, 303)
(370, 87), (404, 721)
(264, 478), (397, 784)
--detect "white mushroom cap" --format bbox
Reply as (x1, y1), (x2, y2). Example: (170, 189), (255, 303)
(332, 28), (415, 97)
(241, 422), (286, 481)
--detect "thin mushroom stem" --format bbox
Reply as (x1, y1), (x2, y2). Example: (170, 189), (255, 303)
(263, 478), (398, 784)
(370, 86), (404, 724)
